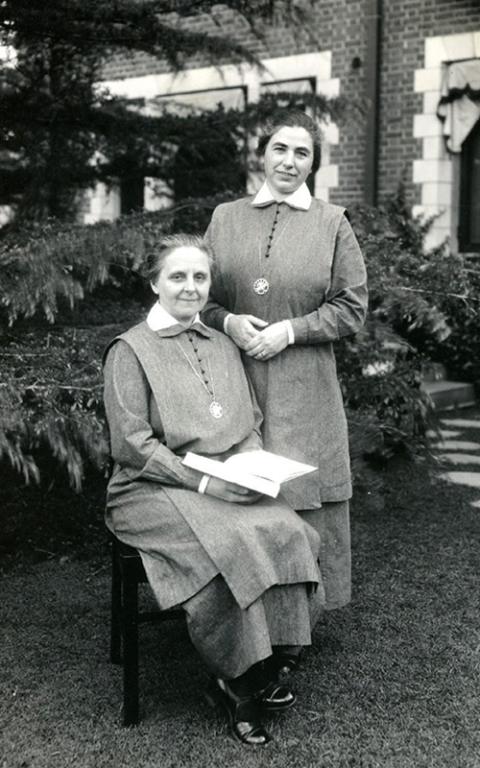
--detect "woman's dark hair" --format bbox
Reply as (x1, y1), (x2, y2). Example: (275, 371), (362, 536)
(143, 233), (212, 283)
(256, 110), (322, 174)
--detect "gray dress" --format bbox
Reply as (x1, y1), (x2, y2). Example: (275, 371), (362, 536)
(104, 320), (324, 677)
(204, 196), (368, 608)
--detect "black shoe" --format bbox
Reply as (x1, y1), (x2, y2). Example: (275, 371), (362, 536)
(267, 650), (302, 682)
(256, 680), (296, 712)
(204, 678), (271, 747)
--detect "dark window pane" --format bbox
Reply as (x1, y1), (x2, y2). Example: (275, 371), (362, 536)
(155, 87), (247, 203)
(468, 131), (480, 243)
(120, 177), (144, 214)
(173, 130), (246, 201)
(460, 120), (480, 251)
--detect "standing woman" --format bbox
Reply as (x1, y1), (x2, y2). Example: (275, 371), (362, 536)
(204, 110), (368, 616)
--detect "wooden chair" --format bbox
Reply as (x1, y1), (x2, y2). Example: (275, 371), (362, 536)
(110, 534), (183, 725)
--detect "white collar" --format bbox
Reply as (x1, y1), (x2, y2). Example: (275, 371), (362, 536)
(251, 181), (312, 210)
(146, 302), (206, 331)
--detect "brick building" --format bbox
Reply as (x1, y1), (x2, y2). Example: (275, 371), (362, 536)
(89, 0), (480, 253)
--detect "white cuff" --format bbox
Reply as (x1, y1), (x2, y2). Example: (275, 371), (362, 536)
(198, 474), (210, 494)
(223, 313), (233, 335)
(284, 320), (295, 345)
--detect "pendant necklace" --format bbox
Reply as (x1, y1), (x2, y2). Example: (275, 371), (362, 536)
(253, 202), (281, 296)
(175, 334), (224, 419)
(253, 275), (270, 296)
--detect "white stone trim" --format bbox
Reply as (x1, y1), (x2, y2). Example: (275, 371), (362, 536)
(422, 136), (445, 160)
(413, 113), (443, 138)
(0, 205), (14, 226)
(414, 67), (443, 93)
(413, 31), (480, 251)
(100, 52), (334, 101)
(413, 159), (453, 184)
(83, 182), (120, 224)
(86, 52), (338, 221)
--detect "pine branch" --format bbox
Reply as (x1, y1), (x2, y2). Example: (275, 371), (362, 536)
(396, 286), (480, 304)
(25, 385), (103, 392)
(0, 0), (276, 66)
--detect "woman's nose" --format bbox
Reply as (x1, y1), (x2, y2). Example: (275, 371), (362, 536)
(283, 152), (294, 168)
(185, 276), (196, 292)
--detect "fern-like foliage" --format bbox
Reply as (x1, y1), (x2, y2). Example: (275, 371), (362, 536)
(338, 191), (480, 460)
(0, 202), (220, 488)
(0, 328), (110, 489)
(0, 209), (185, 326)
(1, 192), (480, 490)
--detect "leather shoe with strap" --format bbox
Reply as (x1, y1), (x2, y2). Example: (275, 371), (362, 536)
(256, 680), (296, 711)
(205, 678), (271, 747)
(268, 650), (302, 682)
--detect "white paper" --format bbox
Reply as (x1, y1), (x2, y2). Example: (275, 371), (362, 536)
(224, 450), (316, 482)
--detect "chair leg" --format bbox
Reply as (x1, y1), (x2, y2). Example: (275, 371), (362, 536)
(121, 562), (140, 726)
(110, 544), (122, 665)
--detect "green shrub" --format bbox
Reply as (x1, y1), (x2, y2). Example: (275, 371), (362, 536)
(1, 191), (479, 492)
(0, 200), (235, 488)
(407, 256), (480, 389)
(0, 215), (157, 487)
(341, 190), (477, 462)
(1, 326), (109, 489)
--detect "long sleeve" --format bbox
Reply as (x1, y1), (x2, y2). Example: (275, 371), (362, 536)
(231, 376), (263, 454)
(104, 341), (201, 489)
(202, 211), (231, 331)
(289, 215), (368, 344)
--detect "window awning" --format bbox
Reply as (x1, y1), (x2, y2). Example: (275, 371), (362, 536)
(437, 59), (480, 153)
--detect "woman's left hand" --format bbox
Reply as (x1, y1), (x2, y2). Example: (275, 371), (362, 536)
(244, 322), (289, 361)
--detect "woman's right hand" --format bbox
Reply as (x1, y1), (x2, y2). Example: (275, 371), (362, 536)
(226, 314), (268, 350)
(203, 476), (263, 504)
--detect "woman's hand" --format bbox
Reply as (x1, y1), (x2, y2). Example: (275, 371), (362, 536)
(226, 314), (268, 350)
(203, 476), (263, 504)
(244, 322), (289, 361)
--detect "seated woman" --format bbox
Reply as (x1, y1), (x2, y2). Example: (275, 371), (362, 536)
(103, 233), (324, 746)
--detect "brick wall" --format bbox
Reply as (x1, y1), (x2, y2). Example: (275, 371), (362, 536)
(100, 1), (480, 209)
(377, 0), (480, 207)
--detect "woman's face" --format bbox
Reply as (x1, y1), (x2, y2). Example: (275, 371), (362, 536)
(262, 125), (314, 197)
(151, 246), (211, 323)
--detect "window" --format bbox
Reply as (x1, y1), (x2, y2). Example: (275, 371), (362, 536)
(90, 52), (338, 222)
(459, 120), (480, 252)
(154, 87), (247, 203)
(120, 175), (144, 214)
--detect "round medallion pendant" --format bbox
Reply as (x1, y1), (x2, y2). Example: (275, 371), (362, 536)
(209, 400), (224, 419)
(253, 277), (270, 296)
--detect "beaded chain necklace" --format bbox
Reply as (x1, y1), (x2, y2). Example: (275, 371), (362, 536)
(175, 331), (224, 419)
(253, 202), (293, 296)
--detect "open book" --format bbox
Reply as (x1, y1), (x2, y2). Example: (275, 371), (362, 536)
(183, 449), (316, 498)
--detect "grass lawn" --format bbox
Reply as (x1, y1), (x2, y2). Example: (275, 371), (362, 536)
(1, 408), (480, 768)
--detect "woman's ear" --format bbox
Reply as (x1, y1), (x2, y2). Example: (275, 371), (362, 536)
(150, 281), (159, 295)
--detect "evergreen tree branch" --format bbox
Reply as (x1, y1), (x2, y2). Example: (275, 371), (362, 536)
(395, 285), (480, 304)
